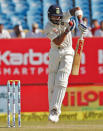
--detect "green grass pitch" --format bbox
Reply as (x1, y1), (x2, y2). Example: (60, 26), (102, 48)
(1, 120), (103, 131)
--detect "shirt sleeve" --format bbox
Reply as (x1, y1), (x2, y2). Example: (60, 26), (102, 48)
(44, 23), (59, 41)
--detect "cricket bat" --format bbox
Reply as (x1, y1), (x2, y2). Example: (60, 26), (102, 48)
(71, 34), (84, 75)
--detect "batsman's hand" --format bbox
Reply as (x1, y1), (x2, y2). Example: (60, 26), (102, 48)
(78, 23), (88, 34)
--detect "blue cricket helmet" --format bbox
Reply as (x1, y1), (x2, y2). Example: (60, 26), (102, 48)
(48, 5), (63, 25)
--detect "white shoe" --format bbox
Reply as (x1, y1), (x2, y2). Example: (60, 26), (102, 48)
(48, 109), (59, 123)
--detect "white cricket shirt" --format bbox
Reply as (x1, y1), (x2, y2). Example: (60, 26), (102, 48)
(44, 11), (73, 49)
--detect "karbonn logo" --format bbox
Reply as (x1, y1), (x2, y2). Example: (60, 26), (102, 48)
(63, 90), (103, 106)
(0, 49), (49, 65)
(77, 40), (83, 55)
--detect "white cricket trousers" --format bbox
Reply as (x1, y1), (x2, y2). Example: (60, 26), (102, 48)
(48, 47), (74, 115)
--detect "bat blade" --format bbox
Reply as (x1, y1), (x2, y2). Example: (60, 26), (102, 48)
(71, 38), (84, 75)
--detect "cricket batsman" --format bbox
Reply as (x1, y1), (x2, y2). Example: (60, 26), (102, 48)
(44, 4), (87, 122)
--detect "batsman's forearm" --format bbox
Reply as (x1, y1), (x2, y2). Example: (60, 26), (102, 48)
(53, 28), (69, 45)
(70, 7), (83, 23)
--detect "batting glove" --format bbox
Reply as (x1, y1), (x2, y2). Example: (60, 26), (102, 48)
(78, 23), (88, 34)
(69, 19), (76, 31)
(65, 19), (76, 34)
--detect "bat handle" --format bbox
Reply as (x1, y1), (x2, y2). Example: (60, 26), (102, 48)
(77, 16), (84, 40)
(80, 33), (84, 40)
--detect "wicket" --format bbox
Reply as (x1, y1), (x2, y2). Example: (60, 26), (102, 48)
(7, 80), (21, 128)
